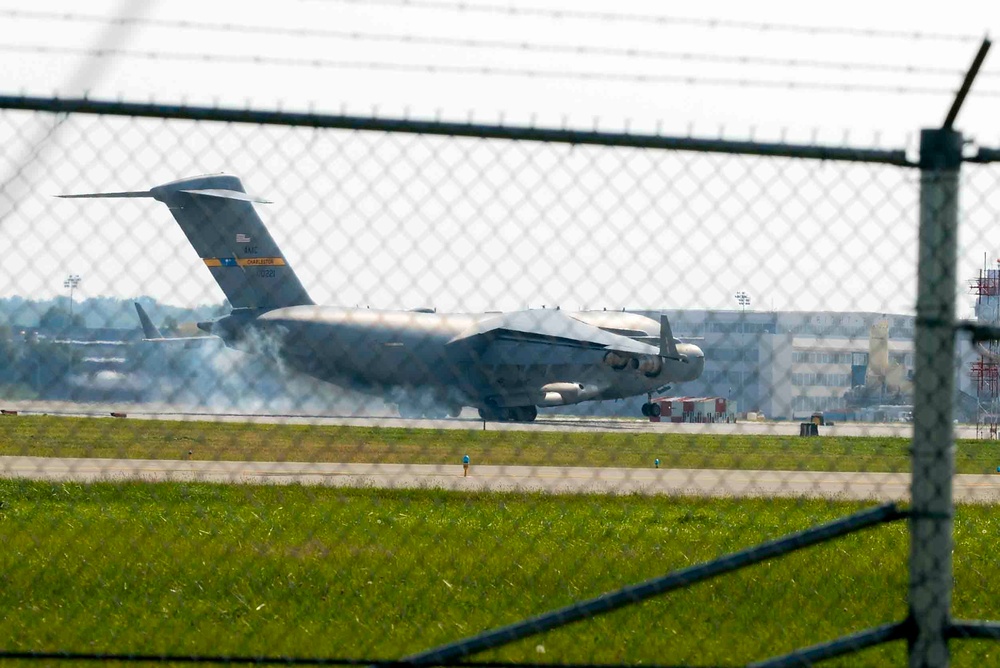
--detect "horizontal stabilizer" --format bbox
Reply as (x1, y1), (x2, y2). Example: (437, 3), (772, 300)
(179, 189), (271, 204)
(58, 188), (269, 203)
(57, 191), (153, 199)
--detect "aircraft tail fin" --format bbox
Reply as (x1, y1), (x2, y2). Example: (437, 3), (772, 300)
(134, 302), (163, 339)
(62, 175), (314, 311)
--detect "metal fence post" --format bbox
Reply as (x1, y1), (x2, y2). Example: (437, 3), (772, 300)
(909, 127), (963, 667)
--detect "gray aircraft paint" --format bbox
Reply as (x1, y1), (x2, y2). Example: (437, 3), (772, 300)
(62, 175), (704, 420)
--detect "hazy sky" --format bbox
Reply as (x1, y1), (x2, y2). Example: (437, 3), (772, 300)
(2, 0), (1000, 317)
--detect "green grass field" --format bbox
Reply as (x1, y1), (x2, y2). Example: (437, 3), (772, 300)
(1, 480), (998, 666)
(2, 414), (999, 474)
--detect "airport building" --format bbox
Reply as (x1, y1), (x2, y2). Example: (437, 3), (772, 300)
(643, 310), (918, 420)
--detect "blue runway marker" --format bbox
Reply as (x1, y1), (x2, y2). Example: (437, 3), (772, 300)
(463, 454), (470, 477)
(654, 458), (660, 469)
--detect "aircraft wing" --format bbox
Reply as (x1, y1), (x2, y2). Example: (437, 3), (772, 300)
(134, 302), (218, 347)
(448, 309), (654, 354)
(138, 336), (221, 348)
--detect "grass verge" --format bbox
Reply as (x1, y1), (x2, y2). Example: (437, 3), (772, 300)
(0, 480), (998, 666)
(2, 414), (1000, 473)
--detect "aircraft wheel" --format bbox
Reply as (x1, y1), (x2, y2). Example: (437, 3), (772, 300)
(519, 405), (538, 422)
(478, 407), (498, 421)
(649, 403), (662, 417)
(447, 405), (462, 418)
(641, 403), (650, 417)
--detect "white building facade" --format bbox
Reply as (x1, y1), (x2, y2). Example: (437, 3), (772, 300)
(646, 310), (917, 420)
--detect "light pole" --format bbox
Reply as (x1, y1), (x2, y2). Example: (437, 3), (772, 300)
(734, 291), (751, 409)
(63, 274), (81, 322)
(734, 291), (751, 313)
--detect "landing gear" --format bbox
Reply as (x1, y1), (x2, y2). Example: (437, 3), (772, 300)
(478, 405), (538, 422)
(641, 402), (661, 417)
(511, 405), (538, 422)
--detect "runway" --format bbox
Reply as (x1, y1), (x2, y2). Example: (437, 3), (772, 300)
(4, 455), (1000, 503)
(0, 400), (966, 438)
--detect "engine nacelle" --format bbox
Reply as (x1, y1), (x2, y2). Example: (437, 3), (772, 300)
(603, 351), (629, 370)
(537, 382), (599, 406)
(637, 354), (663, 377)
(603, 351), (664, 377)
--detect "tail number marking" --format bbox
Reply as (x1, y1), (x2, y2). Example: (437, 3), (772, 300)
(257, 268), (276, 278)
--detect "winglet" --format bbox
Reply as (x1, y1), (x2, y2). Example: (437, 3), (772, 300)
(134, 302), (163, 339)
(659, 314), (680, 359)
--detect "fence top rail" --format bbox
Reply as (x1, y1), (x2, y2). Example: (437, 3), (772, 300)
(0, 94), (915, 167)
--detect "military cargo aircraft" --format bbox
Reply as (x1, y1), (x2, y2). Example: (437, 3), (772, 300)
(62, 175), (704, 421)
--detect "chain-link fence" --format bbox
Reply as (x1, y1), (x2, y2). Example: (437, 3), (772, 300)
(1, 76), (999, 667)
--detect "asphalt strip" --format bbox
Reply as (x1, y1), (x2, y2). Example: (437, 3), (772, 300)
(3, 456), (1000, 503)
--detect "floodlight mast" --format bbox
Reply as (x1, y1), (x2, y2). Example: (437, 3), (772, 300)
(62, 274), (81, 321)
(735, 291), (751, 313)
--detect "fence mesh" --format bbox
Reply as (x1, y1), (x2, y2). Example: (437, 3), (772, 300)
(0, 104), (997, 666)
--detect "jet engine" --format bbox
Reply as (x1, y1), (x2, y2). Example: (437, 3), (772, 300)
(603, 351), (664, 377)
(637, 354), (663, 377)
(537, 382), (601, 406)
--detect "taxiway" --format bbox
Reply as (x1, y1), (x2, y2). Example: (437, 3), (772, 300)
(4, 455), (999, 503)
(0, 400), (957, 438)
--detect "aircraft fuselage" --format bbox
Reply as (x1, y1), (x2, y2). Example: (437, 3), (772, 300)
(210, 305), (704, 413)
(69, 174), (705, 421)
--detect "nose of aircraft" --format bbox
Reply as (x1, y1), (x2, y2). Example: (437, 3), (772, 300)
(677, 343), (705, 382)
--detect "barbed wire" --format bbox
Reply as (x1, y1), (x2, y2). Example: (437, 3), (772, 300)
(7, 44), (996, 98)
(0, 0), (152, 232)
(1, 9), (988, 79)
(318, 0), (981, 42)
